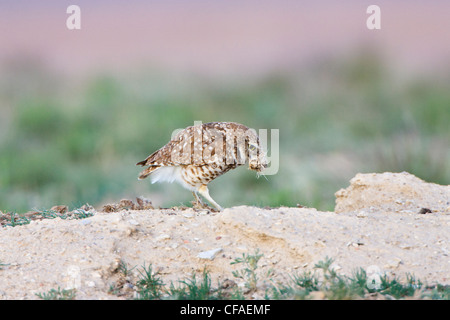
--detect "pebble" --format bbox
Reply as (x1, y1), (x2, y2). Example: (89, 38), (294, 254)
(384, 258), (402, 269)
(183, 213), (194, 218)
(79, 219), (92, 226)
(197, 248), (223, 260)
(155, 234), (171, 241)
(356, 211), (368, 218)
(127, 219), (139, 226)
(308, 291), (326, 300)
(330, 264), (342, 272)
(347, 239), (364, 247)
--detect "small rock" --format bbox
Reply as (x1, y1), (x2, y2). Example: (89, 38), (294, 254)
(155, 234), (171, 241)
(122, 282), (134, 292)
(118, 199), (134, 210)
(220, 279), (236, 289)
(136, 196), (154, 210)
(127, 219), (139, 226)
(51, 205), (69, 214)
(330, 264), (341, 272)
(237, 281), (251, 294)
(102, 204), (118, 213)
(314, 240), (326, 247)
(418, 208), (432, 214)
(80, 203), (94, 212)
(308, 291), (326, 300)
(79, 219), (92, 226)
(384, 258), (402, 269)
(347, 239), (364, 247)
(356, 211), (368, 218)
(197, 248), (223, 260)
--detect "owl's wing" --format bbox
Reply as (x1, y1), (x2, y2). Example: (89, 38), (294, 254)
(136, 126), (198, 167)
(136, 122), (251, 168)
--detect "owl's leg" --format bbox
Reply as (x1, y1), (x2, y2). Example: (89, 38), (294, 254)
(198, 185), (224, 212)
(192, 191), (206, 207)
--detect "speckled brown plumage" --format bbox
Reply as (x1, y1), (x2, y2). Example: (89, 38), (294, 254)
(136, 122), (267, 211)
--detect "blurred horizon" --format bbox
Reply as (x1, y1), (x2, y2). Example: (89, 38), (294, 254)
(0, 1), (449, 213)
(2, 1), (450, 78)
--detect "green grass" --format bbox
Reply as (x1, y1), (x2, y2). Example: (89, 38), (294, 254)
(167, 270), (222, 300)
(135, 263), (164, 300)
(1, 212), (31, 227)
(231, 248), (272, 292)
(35, 287), (76, 300)
(1, 53), (449, 213)
(0, 205), (95, 228)
(107, 255), (448, 300)
(28, 253), (450, 300)
(0, 260), (9, 270)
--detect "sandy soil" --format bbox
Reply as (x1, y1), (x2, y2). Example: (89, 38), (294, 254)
(0, 172), (449, 300)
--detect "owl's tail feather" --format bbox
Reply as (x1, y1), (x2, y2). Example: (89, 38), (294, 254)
(138, 166), (160, 180)
(136, 160), (147, 166)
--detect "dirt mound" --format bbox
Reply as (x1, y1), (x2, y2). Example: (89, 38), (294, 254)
(0, 172), (448, 299)
(335, 172), (450, 214)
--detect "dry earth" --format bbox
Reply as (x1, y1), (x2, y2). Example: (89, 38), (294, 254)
(0, 172), (449, 300)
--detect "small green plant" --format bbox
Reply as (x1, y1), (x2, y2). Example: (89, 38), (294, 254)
(168, 269), (220, 300)
(36, 287), (76, 300)
(106, 259), (137, 297)
(0, 260), (9, 270)
(36, 209), (61, 219)
(7, 212), (30, 227)
(231, 249), (274, 292)
(117, 259), (135, 277)
(71, 208), (94, 220)
(424, 284), (450, 300)
(291, 270), (320, 292)
(313, 257), (356, 299)
(378, 273), (423, 299)
(135, 264), (164, 300)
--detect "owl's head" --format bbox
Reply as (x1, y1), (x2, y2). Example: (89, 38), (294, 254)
(236, 129), (269, 173)
(247, 142), (269, 173)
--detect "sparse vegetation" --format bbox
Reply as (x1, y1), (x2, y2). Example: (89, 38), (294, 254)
(106, 255), (448, 300)
(231, 249), (273, 292)
(167, 270), (221, 300)
(4, 212), (31, 227)
(35, 287), (76, 300)
(135, 263), (164, 300)
(0, 205), (95, 228)
(0, 260), (8, 270)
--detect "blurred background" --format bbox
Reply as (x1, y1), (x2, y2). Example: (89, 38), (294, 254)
(1, 0), (449, 213)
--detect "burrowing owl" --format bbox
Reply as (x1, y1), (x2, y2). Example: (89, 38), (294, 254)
(136, 122), (268, 211)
